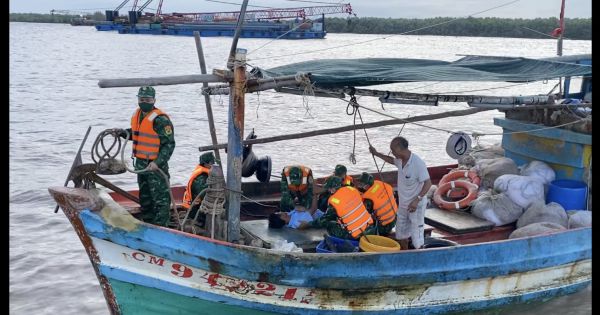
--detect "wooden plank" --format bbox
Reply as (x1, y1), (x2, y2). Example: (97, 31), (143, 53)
(240, 220), (327, 250)
(494, 118), (592, 145)
(98, 74), (226, 88)
(424, 207), (494, 234)
(198, 107), (491, 151)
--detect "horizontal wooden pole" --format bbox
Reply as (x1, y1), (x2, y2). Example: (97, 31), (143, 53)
(334, 87), (555, 105)
(198, 107), (491, 151)
(98, 74), (227, 88)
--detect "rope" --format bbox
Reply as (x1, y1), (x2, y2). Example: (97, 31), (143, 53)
(343, 94), (398, 228)
(91, 129), (122, 167)
(247, 20), (315, 56)
(248, 0), (521, 61)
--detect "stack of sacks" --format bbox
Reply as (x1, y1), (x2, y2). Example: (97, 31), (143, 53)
(519, 160), (556, 194)
(520, 161), (556, 185)
(458, 144), (505, 167)
(509, 222), (565, 239)
(566, 210), (592, 229)
(494, 174), (545, 209)
(516, 201), (568, 228)
(470, 190), (523, 226)
(508, 201), (569, 239)
(473, 157), (519, 189)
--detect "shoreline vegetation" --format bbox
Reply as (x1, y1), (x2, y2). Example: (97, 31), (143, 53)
(9, 13), (591, 40)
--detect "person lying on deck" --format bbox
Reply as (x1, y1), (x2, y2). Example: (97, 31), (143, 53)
(268, 204), (324, 229)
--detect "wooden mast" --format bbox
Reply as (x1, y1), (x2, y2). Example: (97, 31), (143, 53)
(193, 31), (222, 165)
(225, 0), (249, 243)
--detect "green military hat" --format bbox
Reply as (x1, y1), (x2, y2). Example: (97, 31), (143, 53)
(137, 86), (156, 98)
(325, 175), (343, 190)
(199, 152), (215, 165)
(358, 172), (374, 186)
(334, 164), (347, 176)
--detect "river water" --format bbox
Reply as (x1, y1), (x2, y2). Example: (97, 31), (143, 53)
(9, 22), (591, 314)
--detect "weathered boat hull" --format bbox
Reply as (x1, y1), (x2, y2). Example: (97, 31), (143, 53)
(51, 187), (591, 314)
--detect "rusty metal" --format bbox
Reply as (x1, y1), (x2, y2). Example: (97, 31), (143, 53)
(48, 187), (121, 314)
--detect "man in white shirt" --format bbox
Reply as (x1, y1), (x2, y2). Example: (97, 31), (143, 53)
(369, 136), (432, 249)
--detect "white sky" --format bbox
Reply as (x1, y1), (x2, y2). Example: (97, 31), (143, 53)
(10, 0), (591, 19)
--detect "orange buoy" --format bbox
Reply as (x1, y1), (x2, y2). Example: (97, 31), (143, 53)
(438, 170), (480, 199)
(439, 169), (481, 186)
(433, 180), (478, 210)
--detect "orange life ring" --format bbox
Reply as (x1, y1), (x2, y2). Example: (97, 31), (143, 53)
(439, 170), (481, 186)
(433, 180), (478, 210)
(438, 170), (480, 199)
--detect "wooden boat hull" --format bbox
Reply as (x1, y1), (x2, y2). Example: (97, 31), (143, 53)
(50, 186), (591, 314)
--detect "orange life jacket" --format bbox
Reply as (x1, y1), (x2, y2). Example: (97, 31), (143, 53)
(283, 165), (312, 194)
(362, 180), (398, 226)
(181, 165), (211, 210)
(130, 108), (169, 160)
(326, 174), (354, 187)
(328, 186), (374, 238)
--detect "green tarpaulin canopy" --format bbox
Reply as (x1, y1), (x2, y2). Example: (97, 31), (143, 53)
(257, 54), (591, 88)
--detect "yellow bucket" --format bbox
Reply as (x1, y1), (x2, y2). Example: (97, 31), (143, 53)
(359, 235), (401, 252)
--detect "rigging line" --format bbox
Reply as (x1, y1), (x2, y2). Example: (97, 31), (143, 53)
(247, 0), (521, 61)
(521, 26), (571, 40)
(248, 20), (314, 55)
(358, 99), (589, 136)
(301, 84), (586, 140)
(477, 118), (589, 136)
(432, 81), (539, 94)
(318, 85), (456, 134)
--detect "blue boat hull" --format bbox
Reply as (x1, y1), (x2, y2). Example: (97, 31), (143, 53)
(49, 186), (589, 314)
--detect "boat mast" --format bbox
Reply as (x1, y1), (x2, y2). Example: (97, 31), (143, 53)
(556, 0), (565, 96)
(225, 0), (250, 243)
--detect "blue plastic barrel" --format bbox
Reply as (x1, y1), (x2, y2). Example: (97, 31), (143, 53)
(546, 179), (588, 210)
(316, 236), (359, 253)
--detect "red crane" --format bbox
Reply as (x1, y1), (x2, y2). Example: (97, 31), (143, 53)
(160, 3), (353, 23)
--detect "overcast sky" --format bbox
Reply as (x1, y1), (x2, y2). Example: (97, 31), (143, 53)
(10, 0), (591, 19)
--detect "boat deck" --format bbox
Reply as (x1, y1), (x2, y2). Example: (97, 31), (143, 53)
(108, 163), (516, 249)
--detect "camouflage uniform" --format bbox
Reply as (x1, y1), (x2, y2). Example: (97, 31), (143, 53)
(130, 113), (175, 226)
(187, 152), (214, 219)
(363, 199), (396, 236)
(357, 172), (396, 236)
(280, 167), (313, 212)
(309, 177), (377, 240)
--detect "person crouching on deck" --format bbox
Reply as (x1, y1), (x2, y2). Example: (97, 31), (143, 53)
(317, 164), (354, 210)
(300, 177), (376, 240)
(280, 165), (314, 212)
(116, 86), (175, 227)
(356, 172), (397, 236)
(181, 152), (215, 219)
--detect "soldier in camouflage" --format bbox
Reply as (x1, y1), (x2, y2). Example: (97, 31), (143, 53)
(118, 86), (175, 227)
(302, 176), (377, 239)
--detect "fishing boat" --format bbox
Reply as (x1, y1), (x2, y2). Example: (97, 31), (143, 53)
(49, 2), (591, 314)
